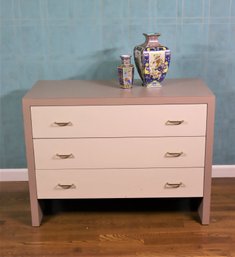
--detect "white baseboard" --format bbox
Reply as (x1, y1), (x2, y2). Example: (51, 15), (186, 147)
(0, 169), (28, 181)
(212, 165), (235, 178)
(0, 166), (235, 181)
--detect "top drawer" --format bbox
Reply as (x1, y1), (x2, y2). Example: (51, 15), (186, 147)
(31, 104), (207, 138)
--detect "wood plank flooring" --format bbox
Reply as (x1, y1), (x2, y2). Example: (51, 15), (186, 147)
(0, 178), (235, 257)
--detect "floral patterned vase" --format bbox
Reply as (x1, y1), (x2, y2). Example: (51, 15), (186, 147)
(133, 33), (171, 87)
(117, 55), (134, 89)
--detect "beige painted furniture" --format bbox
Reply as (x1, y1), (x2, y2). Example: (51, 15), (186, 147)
(22, 79), (215, 226)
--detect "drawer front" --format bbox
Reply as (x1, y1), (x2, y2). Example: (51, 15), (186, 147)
(31, 105), (207, 138)
(36, 168), (204, 199)
(33, 137), (205, 169)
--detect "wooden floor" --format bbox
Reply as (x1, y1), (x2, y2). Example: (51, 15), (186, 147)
(0, 178), (235, 257)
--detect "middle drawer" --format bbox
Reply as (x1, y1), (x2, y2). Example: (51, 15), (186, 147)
(33, 137), (205, 169)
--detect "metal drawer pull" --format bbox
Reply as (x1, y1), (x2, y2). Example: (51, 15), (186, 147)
(53, 121), (73, 127)
(56, 184), (76, 190)
(165, 152), (183, 158)
(165, 182), (183, 189)
(56, 153), (74, 159)
(165, 120), (184, 125)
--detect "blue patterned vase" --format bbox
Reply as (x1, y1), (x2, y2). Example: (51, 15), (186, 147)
(117, 55), (134, 89)
(134, 33), (171, 87)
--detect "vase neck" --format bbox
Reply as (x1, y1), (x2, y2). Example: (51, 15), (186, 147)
(143, 33), (161, 47)
(120, 55), (131, 66)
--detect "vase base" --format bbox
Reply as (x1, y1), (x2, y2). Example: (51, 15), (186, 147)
(120, 84), (133, 89)
(143, 81), (162, 88)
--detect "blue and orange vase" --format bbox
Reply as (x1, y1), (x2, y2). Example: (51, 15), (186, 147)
(134, 33), (171, 87)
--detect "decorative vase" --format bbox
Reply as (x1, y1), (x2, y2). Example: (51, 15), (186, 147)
(117, 55), (134, 89)
(133, 33), (171, 87)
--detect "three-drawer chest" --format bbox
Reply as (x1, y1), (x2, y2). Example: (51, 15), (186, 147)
(22, 79), (215, 226)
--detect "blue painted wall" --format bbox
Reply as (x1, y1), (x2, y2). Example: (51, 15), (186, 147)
(0, 0), (235, 168)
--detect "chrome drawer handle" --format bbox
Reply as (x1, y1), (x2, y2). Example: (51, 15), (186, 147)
(53, 121), (73, 127)
(164, 182), (183, 189)
(55, 153), (74, 159)
(165, 152), (183, 158)
(56, 184), (76, 190)
(165, 120), (184, 125)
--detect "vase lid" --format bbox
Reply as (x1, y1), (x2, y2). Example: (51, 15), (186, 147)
(143, 33), (161, 37)
(120, 54), (132, 65)
(120, 54), (131, 58)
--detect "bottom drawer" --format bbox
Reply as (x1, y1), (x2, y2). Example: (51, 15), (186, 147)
(36, 168), (204, 199)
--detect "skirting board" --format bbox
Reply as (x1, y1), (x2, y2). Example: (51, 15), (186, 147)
(0, 166), (235, 181)
(0, 169), (28, 181)
(212, 165), (235, 178)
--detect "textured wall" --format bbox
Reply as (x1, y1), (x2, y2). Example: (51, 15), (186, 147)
(0, 0), (235, 168)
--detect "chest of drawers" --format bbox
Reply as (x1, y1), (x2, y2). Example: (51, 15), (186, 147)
(23, 79), (215, 226)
